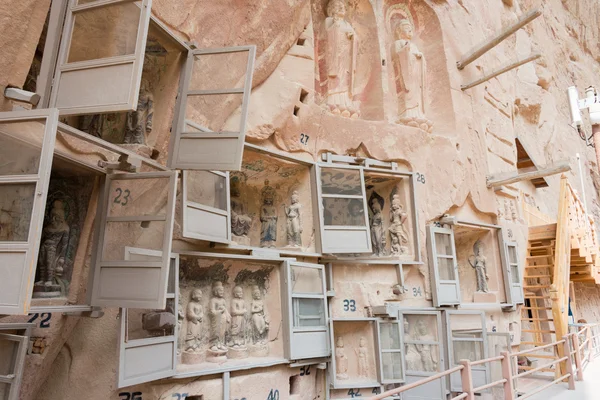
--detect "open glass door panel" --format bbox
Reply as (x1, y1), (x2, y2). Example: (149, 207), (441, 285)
(50, 0), (152, 115)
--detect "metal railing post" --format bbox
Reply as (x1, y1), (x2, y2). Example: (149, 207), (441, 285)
(459, 360), (475, 400)
(572, 333), (584, 380)
(500, 352), (515, 400)
(587, 327), (593, 363)
(562, 336), (576, 390)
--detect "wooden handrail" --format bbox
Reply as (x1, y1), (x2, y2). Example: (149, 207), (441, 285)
(370, 365), (464, 400)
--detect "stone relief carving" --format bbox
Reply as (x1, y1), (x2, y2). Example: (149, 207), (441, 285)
(324, 0), (360, 118)
(260, 180), (278, 248)
(388, 194), (409, 255)
(230, 174), (253, 245)
(391, 18), (432, 132)
(123, 78), (154, 145)
(185, 289), (204, 354)
(142, 302), (176, 337)
(250, 285), (270, 355)
(283, 190), (302, 248)
(405, 318), (438, 372)
(208, 281), (230, 361)
(468, 240), (489, 293)
(356, 336), (369, 378)
(229, 286), (247, 352)
(335, 336), (349, 379)
(35, 200), (70, 298)
(368, 191), (386, 256)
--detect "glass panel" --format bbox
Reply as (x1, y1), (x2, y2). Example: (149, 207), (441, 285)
(0, 382), (10, 400)
(0, 183), (36, 242)
(126, 298), (176, 340)
(320, 168), (362, 196)
(508, 245), (517, 264)
(437, 257), (455, 280)
(184, 93), (243, 133)
(291, 265), (323, 294)
(381, 352), (403, 381)
(511, 265), (520, 284)
(406, 343), (439, 372)
(108, 177), (170, 218)
(68, 2), (141, 63)
(0, 338), (18, 376)
(293, 298), (325, 327)
(0, 120), (46, 176)
(380, 322), (401, 350)
(190, 51), (249, 91)
(101, 221), (165, 261)
(322, 198), (366, 226)
(186, 171), (227, 211)
(167, 258), (176, 294)
(403, 314), (438, 342)
(453, 340), (483, 363)
(434, 232), (453, 256)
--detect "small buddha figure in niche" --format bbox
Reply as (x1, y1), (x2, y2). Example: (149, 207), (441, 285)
(124, 78), (154, 145)
(388, 194), (409, 255)
(209, 281), (230, 352)
(503, 199), (511, 221)
(177, 296), (185, 355)
(468, 240), (489, 293)
(230, 175), (253, 241)
(36, 200), (70, 292)
(368, 191), (386, 256)
(250, 285), (270, 345)
(283, 190), (302, 248)
(230, 286), (247, 348)
(324, 0), (360, 118)
(356, 336), (369, 378)
(260, 181), (278, 248)
(391, 18), (432, 133)
(510, 200), (519, 222)
(335, 336), (349, 379)
(347, 199), (365, 226)
(185, 289), (204, 352)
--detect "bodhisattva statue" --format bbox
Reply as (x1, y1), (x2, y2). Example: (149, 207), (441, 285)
(324, 0), (360, 118)
(368, 191), (386, 256)
(250, 285), (270, 345)
(468, 240), (489, 293)
(230, 286), (247, 349)
(335, 336), (349, 379)
(260, 181), (278, 248)
(356, 337), (369, 378)
(36, 200), (70, 292)
(124, 78), (154, 145)
(209, 281), (230, 352)
(185, 289), (204, 352)
(391, 19), (433, 132)
(347, 199), (365, 226)
(388, 194), (409, 255)
(283, 190), (302, 248)
(413, 319), (438, 372)
(404, 318), (421, 371)
(230, 176), (252, 242)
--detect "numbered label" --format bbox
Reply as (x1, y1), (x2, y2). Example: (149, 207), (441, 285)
(416, 173), (426, 184)
(507, 228), (513, 239)
(372, 388), (381, 395)
(343, 299), (356, 312)
(299, 133), (310, 145)
(267, 389), (280, 400)
(347, 389), (362, 398)
(300, 365), (311, 376)
(28, 313), (52, 328)
(433, 221), (442, 228)
(119, 392), (142, 400)
(412, 287), (423, 297)
(114, 188), (131, 206)
(171, 394), (188, 400)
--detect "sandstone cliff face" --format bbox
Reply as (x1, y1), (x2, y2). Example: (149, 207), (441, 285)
(3, 0), (600, 399)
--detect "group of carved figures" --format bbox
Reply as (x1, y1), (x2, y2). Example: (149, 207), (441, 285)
(231, 179), (303, 249)
(335, 336), (370, 380)
(323, 0), (433, 131)
(369, 192), (409, 257)
(497, 197), (520, 223)
(182, 282), (269, 361)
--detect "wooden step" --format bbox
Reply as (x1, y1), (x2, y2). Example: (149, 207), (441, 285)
(523, 285), (550, 289)
(525, 265), (552, 269)
(522, 306), (552, 310)
(521, 341), (548, 346)
(521, 318), (553, 322)
(524, 295), (550, 299)
(524, 274), (551, 278)
(527, 255), (554, 259)
(522, 329), (556, 333)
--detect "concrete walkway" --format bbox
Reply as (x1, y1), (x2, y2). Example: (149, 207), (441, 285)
(524, 359), (600, 400)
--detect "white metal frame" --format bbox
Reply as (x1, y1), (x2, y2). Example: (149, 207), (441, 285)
(49, 0), (153, 115)
(0, 109), (58, 315)
(398, 309), (446, 400)
(90, 170), (177, 309)
(426, 225), (461, 307)
(498, 228), (524, 306)
(444, 310), (490, 393)
(117, 249), (178, 388)
(168, 45), (256, 170)
(0, 323), (33, 400)
(182, 170), (231, 243)
(375, 320), (406, 384)
(283, 261), (330, 360)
